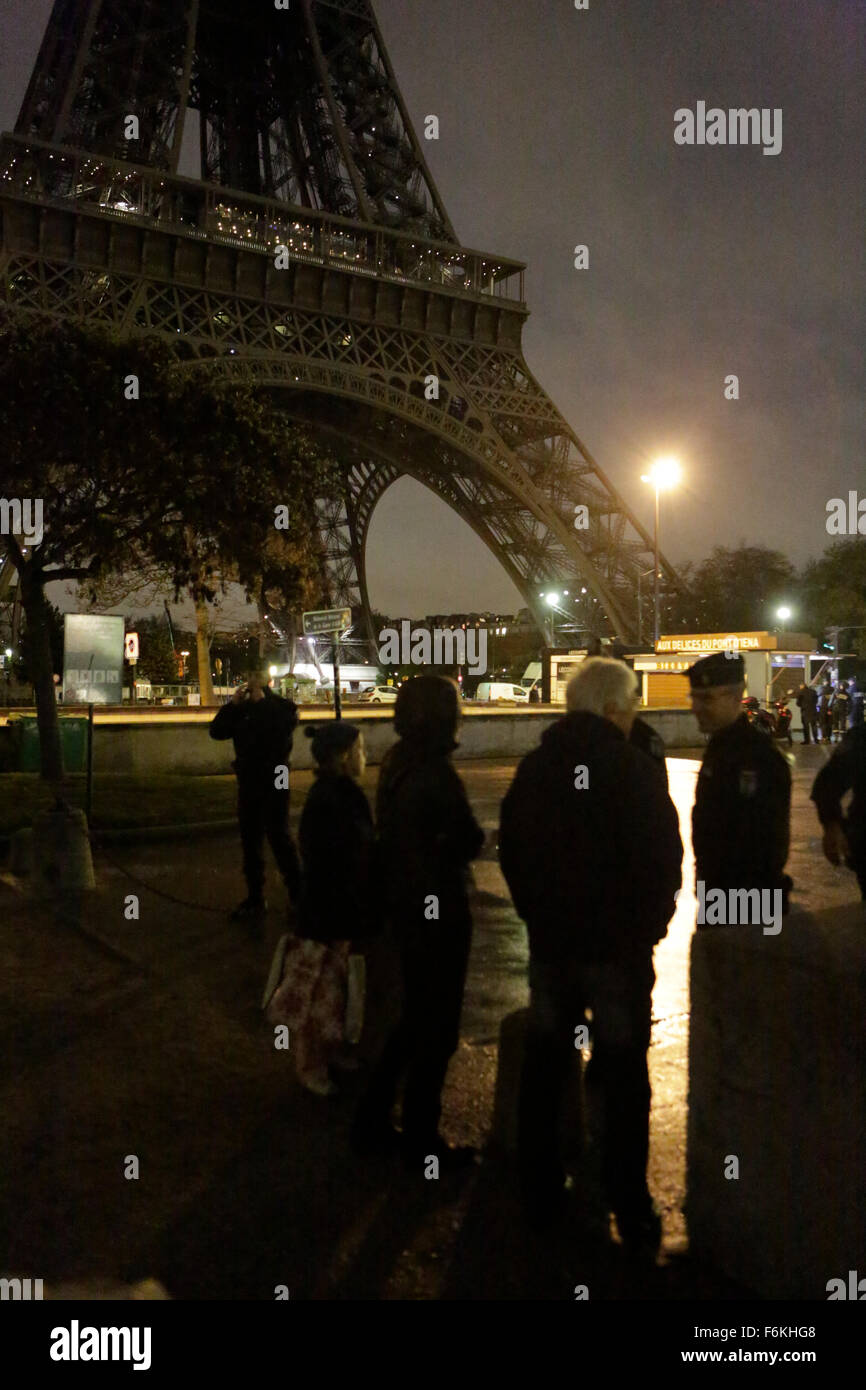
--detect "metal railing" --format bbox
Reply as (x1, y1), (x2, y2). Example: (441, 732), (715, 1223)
(0, 133), (526, 306)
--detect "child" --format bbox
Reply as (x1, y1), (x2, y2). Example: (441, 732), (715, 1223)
(267, 721), (376, 1095)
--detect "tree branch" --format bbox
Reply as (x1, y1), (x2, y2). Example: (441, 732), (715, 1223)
(42, 566), (96, 582)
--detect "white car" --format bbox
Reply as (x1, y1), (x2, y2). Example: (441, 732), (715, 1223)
(360, 685), (398, 704)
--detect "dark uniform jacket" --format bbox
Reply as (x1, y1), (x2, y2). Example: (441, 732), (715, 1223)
(209, 689), (298, 782)
(810, 725), (866, 870)
(692, 714), (791, 900)
(499, 711), (683, 967)
(376, 736), (485, 936)
(297, 773), (378, 944)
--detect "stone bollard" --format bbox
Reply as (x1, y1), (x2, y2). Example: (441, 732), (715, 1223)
(29, 806), (95, 926)
(686, 905), (866, 1298)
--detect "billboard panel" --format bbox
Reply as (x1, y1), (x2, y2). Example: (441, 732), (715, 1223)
(63, 614), (124, 704)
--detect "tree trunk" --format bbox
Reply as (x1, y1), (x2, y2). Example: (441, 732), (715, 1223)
(194, 594), (216, 706)
(19, 561), (63, 792)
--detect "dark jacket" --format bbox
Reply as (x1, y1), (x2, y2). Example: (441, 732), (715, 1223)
(796, 685), (818, 718)
(630, 715), (669, 787)
(209, 689), (298, 781)
(811, 724), (866, 868)
(297, 772), (377, 944)
(376, 736), (484, 935)
(692, 714), (791, 897)
(499, 711), (683, 966)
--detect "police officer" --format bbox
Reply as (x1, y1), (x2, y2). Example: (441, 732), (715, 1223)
(689, 652), (792, 924)
(832, 681), (850, 740)
(210, 669), (301, 921)
(810, 722), (866, 900)
(818, 681), (834, 743)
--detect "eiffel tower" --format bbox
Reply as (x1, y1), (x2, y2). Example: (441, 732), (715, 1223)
(1, 0), (680, 645)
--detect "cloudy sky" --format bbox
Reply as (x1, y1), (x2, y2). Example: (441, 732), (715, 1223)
(2, 0), (862, 618)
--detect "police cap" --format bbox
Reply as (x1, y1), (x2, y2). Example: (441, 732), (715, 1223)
(687, 651), (745, 688)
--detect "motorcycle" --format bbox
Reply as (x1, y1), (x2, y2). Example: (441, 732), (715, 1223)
(742, 695), (793, 745)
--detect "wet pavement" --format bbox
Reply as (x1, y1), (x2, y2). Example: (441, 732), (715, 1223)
(1, 742), (861, 1299)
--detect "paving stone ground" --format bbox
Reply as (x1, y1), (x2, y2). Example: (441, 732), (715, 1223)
(0, 745), (858, 1299)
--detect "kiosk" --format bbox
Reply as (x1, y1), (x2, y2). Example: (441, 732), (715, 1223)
(635, 631), (819, 730)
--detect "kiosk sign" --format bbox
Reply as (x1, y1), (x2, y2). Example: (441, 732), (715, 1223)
(656, 632), (766, 654)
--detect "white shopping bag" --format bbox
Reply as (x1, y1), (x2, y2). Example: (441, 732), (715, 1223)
(262, 933), (291, 1012)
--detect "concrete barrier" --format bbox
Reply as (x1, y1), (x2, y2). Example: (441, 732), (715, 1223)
(75, 706), (702, 776)
(686, 905), (866, 1299)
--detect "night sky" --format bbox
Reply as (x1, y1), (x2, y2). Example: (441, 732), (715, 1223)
(1, 0), (863, 618)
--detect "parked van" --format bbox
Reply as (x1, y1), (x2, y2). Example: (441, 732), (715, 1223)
(475, 682), (530, 703)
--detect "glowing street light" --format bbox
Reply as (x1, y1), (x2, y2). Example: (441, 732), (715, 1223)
(643, 456), (681, 492)
(641, 457), (682, 647)
(777, 606), (792, 623)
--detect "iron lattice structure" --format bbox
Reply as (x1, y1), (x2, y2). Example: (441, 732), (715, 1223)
(2, 0), (680, 643)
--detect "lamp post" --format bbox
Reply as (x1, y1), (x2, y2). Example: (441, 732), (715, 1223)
(544, 591), (560, 647)
(636, 566), (656, 647)
(641, 457), (681, 647)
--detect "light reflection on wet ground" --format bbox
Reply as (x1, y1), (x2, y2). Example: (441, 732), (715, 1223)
(456, 747), (862, 1245)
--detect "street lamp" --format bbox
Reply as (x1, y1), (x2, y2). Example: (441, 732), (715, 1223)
(641, 457), (681, 647)
(544, 592), (561, 646)
(776, 606), (792, 624)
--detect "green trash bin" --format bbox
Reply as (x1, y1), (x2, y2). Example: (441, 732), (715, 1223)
(59, 717), (89, 774)
(16, 715), (40, 772)
(15, 715), (89, 774)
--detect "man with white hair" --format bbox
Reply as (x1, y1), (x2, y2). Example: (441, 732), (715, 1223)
(499, 657), (683, 1250)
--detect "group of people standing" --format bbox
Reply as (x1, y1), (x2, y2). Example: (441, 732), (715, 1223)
(796, 677), (864, 745)
(209, 651), (866, 1256)
(211, 673), (484, 1168)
